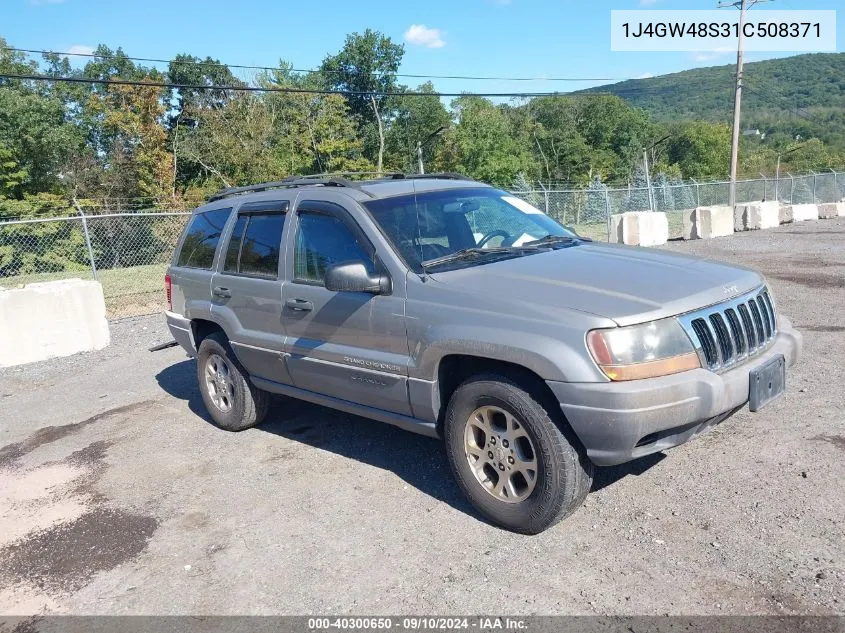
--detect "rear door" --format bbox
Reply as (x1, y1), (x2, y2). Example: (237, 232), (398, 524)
(169, 206), (233, 319)
(281, 198), (412, 416)
(210, 198), (292, 385)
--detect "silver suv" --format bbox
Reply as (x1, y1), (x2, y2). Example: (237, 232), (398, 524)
(165, 174), (802, 533)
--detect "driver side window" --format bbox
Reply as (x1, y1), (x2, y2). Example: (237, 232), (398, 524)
(293, 211), (374, 284)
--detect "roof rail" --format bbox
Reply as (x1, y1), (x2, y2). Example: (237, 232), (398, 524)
(295, 171), (405, 180)
(207, 176), (372, 202)
(207, 172), (477, 202)
(400, 172), (474, 181)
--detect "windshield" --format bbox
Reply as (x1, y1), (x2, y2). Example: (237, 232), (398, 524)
(363, 187), (575, 272)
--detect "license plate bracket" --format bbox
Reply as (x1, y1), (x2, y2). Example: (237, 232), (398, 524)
(749, 354), (786, 412)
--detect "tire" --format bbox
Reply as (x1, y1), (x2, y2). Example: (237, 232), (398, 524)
(196, 332), (269, 431)
(444, 373), (593, 534)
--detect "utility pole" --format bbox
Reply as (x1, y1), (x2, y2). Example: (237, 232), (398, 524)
(719, 0), (768, 209)
(417, 141), (424, 175)
(724, 0), (747, 209)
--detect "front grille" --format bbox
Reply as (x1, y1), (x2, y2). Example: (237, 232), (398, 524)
(679, 287), (777, 371)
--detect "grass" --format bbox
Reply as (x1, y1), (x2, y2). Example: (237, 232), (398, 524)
(1, 263), (168, 319)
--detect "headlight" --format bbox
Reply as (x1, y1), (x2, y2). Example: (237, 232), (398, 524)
(587, 318), (701, 381)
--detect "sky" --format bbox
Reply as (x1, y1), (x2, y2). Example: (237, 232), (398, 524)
(2, 0), (842, 95)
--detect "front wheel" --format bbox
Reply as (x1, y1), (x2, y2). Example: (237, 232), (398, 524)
(444, 374), (593, 534)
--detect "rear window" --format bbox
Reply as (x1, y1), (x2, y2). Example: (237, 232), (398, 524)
(177, 208), (232, 269)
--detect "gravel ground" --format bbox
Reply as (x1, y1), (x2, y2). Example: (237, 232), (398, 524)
(0, 218), (843, 616)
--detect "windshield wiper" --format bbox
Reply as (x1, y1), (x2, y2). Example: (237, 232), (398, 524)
(422, 247), (529, 270)
(522, 234), (584, 247)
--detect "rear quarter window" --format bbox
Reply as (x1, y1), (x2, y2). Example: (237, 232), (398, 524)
(176, 208), (232, 269)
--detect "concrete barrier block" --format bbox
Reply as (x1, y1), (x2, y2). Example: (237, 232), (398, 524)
(734, 201), (780, 231)
(682, 206), (734, 240)
(759, 201), (780, 229)
(817, 203), (840, 219)
(791, 204), (819, 222)
(610, 211), (668, 247)
(0, 278), (110, 368)
(779, 204), (793, 224)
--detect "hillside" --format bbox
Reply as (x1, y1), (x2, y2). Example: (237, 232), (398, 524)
(579, 53), (845, 146)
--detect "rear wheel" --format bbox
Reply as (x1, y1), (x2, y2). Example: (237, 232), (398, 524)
(196, 332), (269, 431)
(444, 374), (593, 534)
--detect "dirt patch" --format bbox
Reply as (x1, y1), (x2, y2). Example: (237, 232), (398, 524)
(63, 441), (112, 468)
(0, 508), (158, 593)
(768, 272), (845, 290)
(811, 435), (845, 451)
(0, 402), (152, 469)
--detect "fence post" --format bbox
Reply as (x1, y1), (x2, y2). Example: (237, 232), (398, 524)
(72, 197), (98, 281)
(692, 179), (700, 207)
(788, 173), (794, 204)
(604, 188), (612, 242)
(833, 169), (838, 201)
(761, 174), (767, 201)
(537, 181), (550, 216)
(812, 172), (817, 204)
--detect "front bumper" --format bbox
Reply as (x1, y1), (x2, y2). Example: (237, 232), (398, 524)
(547, 315), (802, 466)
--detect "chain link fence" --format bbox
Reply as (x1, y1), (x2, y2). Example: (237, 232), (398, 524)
(1, 170), (843, 319)
(511, 170), (845, 241)
(0, 211), (190, 319)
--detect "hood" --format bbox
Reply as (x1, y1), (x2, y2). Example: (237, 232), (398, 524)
(429, 242), (763, 326)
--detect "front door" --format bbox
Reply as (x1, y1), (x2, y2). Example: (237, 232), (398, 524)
(281, 199), (411, 416)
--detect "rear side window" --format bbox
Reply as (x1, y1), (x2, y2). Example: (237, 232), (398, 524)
(223, 201), (287, 278)
(177, 208), (232, 269)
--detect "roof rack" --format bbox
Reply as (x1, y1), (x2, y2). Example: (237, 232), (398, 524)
(399, 172), (474, 181)
(207, 176), (370, 202)
(207, 172), (477, 202)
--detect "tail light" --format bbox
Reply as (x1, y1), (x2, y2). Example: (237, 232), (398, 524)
(165, 273), (172, 311)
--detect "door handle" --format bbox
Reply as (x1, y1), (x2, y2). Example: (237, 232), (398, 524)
(285, 298), (313, 311)
(212, 286), (232, 299)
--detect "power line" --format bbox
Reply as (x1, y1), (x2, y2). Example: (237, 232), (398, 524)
(5, 47), (629, 83)
(0, 72), (661, 99)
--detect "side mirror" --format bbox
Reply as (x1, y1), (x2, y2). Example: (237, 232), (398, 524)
(324, 261), (391, 295)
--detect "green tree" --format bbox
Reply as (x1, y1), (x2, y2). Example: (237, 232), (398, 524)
(525, 97), (590, 184)
(666, 121), (732, 179)
(443, 96), (536, 187)
(320, 30), (404, 172)
(0, 145), (28, 197)
(385, 82), (451, 173)
(575, 95), (653, 181)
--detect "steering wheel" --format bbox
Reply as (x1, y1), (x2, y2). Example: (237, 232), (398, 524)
(476, 230), (511, 248)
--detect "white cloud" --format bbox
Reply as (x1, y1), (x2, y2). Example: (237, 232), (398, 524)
(65, 45), (95, 56)
(404, 24), (446, 49)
